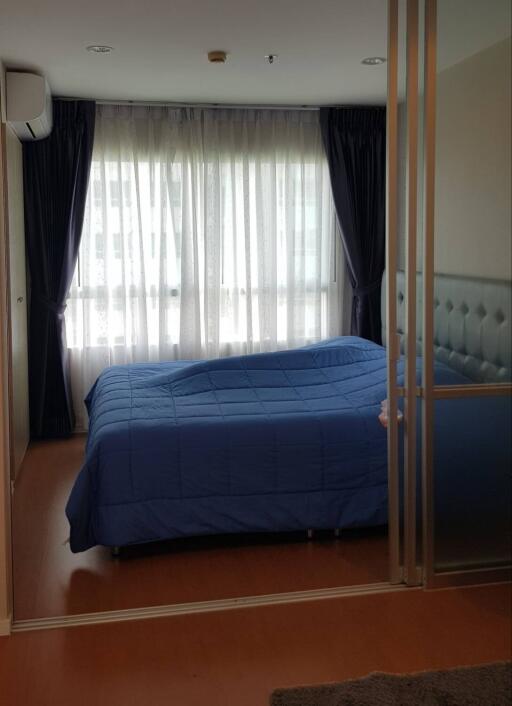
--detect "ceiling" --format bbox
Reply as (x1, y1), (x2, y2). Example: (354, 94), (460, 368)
(0, 0), (510, 105)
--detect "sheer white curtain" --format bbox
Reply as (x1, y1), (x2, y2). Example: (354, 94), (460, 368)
(65, 105), (347, 428)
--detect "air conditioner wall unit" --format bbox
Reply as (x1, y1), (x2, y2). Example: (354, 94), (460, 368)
(5, 71), (52, 141)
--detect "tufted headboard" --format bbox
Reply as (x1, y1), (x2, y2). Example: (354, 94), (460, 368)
(381, 271), (512, 383)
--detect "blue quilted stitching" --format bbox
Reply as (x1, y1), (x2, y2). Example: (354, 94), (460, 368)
(68, 338), (396, 550)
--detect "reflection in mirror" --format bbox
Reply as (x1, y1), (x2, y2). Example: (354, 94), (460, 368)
(425, 0), (511, 581)
(434, 0), (511, 382)
(433, 394), (512, 572)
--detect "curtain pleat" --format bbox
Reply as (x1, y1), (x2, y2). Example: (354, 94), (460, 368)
(23, 99), (95, 438)
(320, 107), (386, 343)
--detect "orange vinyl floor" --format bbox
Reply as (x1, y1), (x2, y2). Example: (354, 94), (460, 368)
(1, 584), (511, 706)
(13, 436), (389, 620)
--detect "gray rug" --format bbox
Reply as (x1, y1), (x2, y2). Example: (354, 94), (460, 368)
(270, 662), (512, 706)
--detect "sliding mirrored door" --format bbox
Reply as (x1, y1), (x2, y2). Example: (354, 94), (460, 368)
(388, 0), (511, 589)
(421, 0), (512, 587)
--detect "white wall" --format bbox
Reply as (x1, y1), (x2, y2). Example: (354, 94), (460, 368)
(5, 125), (29, 478)
(0, 105), (30, 635)
(0, 121), (13, 635)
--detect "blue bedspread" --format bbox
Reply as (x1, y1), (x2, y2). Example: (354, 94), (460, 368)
(65, 336), (470, 552)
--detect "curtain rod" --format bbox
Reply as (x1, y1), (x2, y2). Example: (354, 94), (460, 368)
(62, 97), (384, 111)
(95, 99), (322, 111)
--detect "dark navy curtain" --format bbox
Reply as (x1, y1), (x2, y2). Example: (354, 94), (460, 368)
(23, 99), (95, 438)
(320, 107), (386, 343)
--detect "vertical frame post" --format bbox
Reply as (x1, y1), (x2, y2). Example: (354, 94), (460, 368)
(421, 0), (437, 587)
(404, 0), (421, 585)
(386, 0), (401, 585)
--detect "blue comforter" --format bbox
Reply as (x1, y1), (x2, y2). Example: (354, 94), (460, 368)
(65, 336), (469, 552)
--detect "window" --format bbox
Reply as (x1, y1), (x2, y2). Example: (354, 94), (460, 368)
(65, 106), (345, 427)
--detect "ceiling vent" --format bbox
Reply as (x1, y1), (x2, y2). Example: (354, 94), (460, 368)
(5, 71), (53, 141)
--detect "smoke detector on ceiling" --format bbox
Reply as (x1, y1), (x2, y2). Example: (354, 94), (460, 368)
(87, 45), (114, 54)
(361, 56), (386, 65)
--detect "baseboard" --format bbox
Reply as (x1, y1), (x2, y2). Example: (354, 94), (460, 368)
(12, 582), (414, 633)
(0, 614), (11, 636)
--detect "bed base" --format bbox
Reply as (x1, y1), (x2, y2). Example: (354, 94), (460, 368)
(308, 528), (342, 539)
(110, 529), (343, 557)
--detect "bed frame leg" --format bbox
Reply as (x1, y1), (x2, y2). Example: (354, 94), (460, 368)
(307, 529), (314, 540)
(111, 546), (121, 557)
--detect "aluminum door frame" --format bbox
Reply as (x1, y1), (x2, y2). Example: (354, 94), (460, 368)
(387, 0), (423, 587)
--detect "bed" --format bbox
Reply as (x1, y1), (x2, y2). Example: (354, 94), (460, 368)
(67, 336), (395, 552)
(66, 271), (511, 553)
